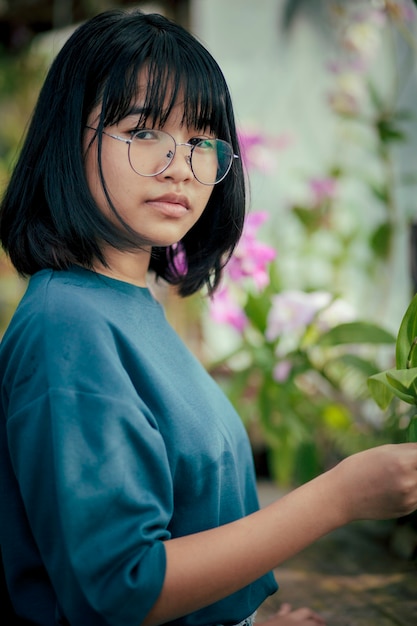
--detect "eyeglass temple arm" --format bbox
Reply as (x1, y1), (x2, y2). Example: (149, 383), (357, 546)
(85, 126), (132, 144)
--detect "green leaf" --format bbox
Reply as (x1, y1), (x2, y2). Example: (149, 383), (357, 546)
(368, 371), (395, 409)
(370, 222), (392, 259)
(244, 292), (270, 335)
(292, 206), (323, 232)
(386, 368), (417, 399)
(395, 293), (417, 369)
(316, 322), (395, 348)
(407, 415), (417, 442)
(329, 353), (381, 377)
(368, 82), (384, 110)
(324, 354), (382, 398)
(368, 369), (417, 408)
(369, 183), (389, 205)
(377, 119), (406, 144)
(267, 443), (296, 486)
(293, 441), (322, 484)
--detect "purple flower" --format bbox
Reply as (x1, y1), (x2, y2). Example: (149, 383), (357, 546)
(309, 177), (338, 205)
(273, 360), (292, 383)
(209, 286), (248, 332)
(238, 129), (292, 174)
(168, 242), (188, 276)
(266, 290), (332, 341)
(226, 211), (277, 290)
(209, 211), (276, 331)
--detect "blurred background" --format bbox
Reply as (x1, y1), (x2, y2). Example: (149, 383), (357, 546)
(1, 0), (417, 485)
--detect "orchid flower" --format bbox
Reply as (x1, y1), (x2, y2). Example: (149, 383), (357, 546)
(265, 290), (332, 341)
(226, 211), (277, 290)
(209, 285), (248, 332)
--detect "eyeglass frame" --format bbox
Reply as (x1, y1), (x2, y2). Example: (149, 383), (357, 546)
(86, 126), (239, 186)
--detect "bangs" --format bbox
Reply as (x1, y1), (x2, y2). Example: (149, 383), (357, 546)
(98, 20), (230, 138)
(141, 52), (227, 135)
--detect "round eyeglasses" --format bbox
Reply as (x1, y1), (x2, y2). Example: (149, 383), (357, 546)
(88, 127), (239, 186)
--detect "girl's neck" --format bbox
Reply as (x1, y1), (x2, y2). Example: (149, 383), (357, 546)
(92, 246), (151, 288)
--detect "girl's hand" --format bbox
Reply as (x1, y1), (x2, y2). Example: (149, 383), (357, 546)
(143, 443), (417, 626)
(332, 443), (417, 523)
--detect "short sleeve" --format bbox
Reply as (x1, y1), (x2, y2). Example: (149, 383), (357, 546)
(5, 294), (173, 625)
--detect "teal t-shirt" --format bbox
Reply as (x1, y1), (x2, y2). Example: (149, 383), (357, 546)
(0, 267), (277, 626)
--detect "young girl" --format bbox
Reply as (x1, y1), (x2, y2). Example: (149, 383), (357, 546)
(0, 9), (416, 626)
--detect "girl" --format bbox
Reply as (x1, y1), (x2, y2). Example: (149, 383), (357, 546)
(1, 9), (417, 626)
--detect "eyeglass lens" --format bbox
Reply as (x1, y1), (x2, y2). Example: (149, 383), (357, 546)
(127, 129), (234, 185)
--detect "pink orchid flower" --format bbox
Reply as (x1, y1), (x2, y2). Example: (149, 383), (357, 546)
(238, 129), (292, 174)
(309, 177), (338, 205)
(209, 286), (248, 333)
(273, 360), (293, 383)
(226, 211), (277, 290)
(266, 290), (332, 341)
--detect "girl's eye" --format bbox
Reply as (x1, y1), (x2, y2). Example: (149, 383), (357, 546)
(133, 129), (160, 141)
(190, 138), (216, 151)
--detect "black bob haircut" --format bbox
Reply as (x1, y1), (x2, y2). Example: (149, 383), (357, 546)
(0, 9), (246, 297)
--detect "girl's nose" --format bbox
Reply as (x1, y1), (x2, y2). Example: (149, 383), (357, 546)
(159, 144), (193, 181)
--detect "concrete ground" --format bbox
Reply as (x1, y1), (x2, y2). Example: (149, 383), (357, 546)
(256, 480), (417, 626)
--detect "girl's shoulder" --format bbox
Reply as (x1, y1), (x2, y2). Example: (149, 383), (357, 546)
(12, 268), (105, 332)
(22, 266), (160, 323)
(2, 267), (141, 350)
(1, 266), (168, 373)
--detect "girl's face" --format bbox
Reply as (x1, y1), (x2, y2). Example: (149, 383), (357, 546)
(84, 95), (215, 254)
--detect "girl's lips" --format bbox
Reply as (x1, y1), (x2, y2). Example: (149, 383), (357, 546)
(146, 194), (190, 217)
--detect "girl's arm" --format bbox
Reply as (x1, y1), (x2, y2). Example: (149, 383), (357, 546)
(144, 443), (417, 626)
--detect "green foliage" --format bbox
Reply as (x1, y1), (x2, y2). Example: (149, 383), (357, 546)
(287, 5), (417, 465)
(211, 261), (396, 485)
(0, 45), (46, 179)
(316, 322), (394, 347)
(369, 293), (417, 441)
(0, 41), (47, 335)
(409, 415), (417, 440)
(212, 1), (417, 479)
(370, 222), (392, 259)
